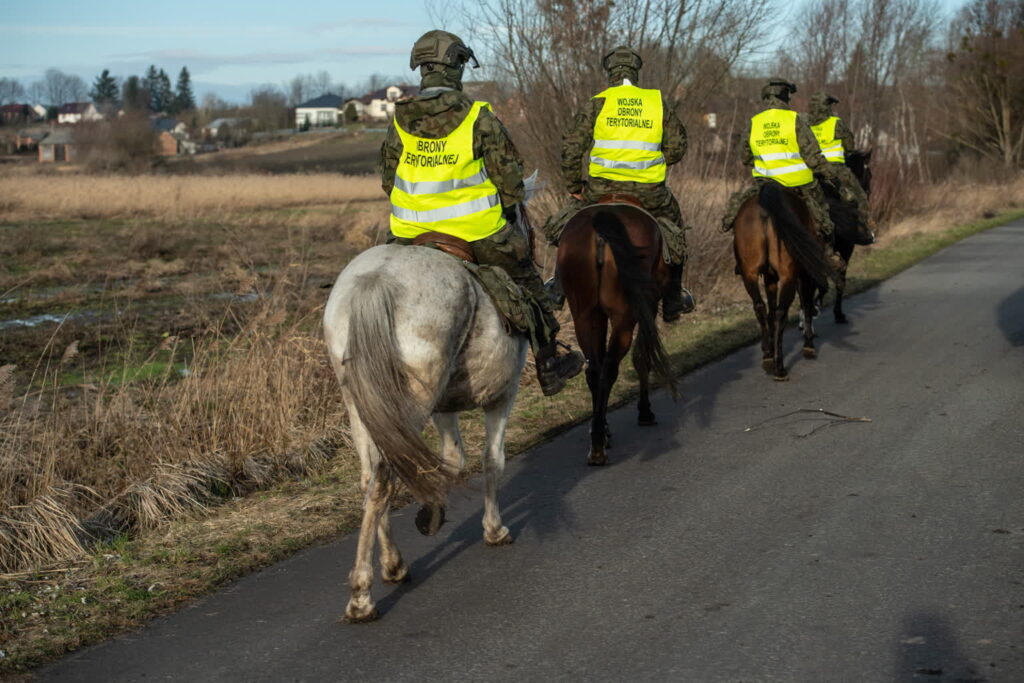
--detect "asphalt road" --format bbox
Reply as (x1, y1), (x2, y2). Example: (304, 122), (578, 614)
(42, 223), (1024, 682)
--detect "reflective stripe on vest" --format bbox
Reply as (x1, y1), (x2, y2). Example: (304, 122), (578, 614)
(810, 116), (845, 163)
(588, 84), (665, 183)
(749, 108), (813, 187)
(389, 100), (505, 241)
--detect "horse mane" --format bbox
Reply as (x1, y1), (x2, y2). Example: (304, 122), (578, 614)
(592, 210), (678, 398)
(819, 180), (863, 246)
(757, 183), (833, 289)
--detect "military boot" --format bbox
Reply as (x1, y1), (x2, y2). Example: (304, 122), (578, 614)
(535, 341), (585, 396)
(662, 262), (696, 322)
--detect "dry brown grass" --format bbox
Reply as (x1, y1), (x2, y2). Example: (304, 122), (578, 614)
(2, 167), (1022, 576)
(0, 173), (382, 221)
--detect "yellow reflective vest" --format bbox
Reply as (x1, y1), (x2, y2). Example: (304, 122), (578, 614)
(389, 101), (505, 241)
(588, 84), (666, 184)
(810, 116), (845, 163)
(749, 108), (813, 187)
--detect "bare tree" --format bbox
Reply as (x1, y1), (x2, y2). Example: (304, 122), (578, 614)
(43, 68), (88, 106)
(0, 78), (26, 105)
(943, 0), (1024, 168)
(449, 0), (775, 174)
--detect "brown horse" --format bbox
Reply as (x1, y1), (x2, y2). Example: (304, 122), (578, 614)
(557, 199), (678, 466)
(733, 183), (834, 380)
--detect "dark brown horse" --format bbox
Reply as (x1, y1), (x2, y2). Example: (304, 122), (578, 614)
(733, 183), (834, 380)
(818, 150), (875, 323)
(557, 199), (678, 466)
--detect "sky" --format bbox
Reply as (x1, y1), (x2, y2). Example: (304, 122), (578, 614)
(1, 0), (436, 103)
(2, 0), (969, 105)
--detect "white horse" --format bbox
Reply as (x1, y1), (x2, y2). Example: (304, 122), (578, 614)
(323, 240), (528, 622)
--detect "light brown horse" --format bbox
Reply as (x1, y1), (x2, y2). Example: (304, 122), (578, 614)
(732, 183), (834, 380)
(557, 199), (678, 466)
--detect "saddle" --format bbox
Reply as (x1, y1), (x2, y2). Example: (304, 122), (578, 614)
(596, 193), (645, 209)
(411, 231), (476, 263)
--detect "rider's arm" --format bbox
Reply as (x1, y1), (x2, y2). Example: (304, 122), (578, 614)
(796, 114), (832, 174)
(662, 102), (687, 166)
(740, 119), (754, 168)
(474, 109), (525, 208)
(835, 117), (856, 154)
(378, 125), (402, 195)
(561, 100), (599, 195)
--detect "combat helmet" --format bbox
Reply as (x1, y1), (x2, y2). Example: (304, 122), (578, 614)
(761, 77), (797, 102)
(602, 45), (643, 73)
(409, 30), (479, 70)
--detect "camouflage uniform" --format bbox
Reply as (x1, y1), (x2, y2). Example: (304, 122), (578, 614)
(806, 96), (871, 228)
(721, 93), (838, 246)
(544, 94), (689, 265)
(380, 86), (559, 351)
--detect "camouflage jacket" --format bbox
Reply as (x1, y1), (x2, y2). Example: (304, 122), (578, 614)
(741, 95), (832, 175)
(807, 113), (856, 156)
(561, 85), (688, 195)
(378, 87), (525, 207)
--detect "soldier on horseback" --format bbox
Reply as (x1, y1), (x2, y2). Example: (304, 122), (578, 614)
(721, 78), (845, 272)
(806, 92), (872, 230)
(546, 45), (695, 322)
(380, 30), (584, 396)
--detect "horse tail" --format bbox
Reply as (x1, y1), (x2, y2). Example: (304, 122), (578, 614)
(757, 183), (833, 289)
(344, 272), (452, 505)
(593, 211), (678, 398)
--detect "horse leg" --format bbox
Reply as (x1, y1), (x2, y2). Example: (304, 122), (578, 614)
(589, 326), (631, 465)
(798, 276), (818, 359)
(762, 272), (781, 376)
(481, 397), (515, 546)
(771, 276), (798, 381)
(577, 312), (610, 465)
(412, 413), (464, 537)
(833, 248), (851, 324)
(633, 342), (656, 426)
(345, 403), (387, 622)
(741, 275), (772, 373)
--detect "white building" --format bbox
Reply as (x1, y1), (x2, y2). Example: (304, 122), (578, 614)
(56, 102), (102, 124)
(295, 93), (345, 128)
(346, 85), (419, 122)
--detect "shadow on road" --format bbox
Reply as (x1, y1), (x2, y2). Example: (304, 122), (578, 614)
(894, 611), (986, 682)
(997, 286), (1024, 346)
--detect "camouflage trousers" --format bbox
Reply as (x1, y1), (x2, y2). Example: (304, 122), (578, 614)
(389, 222), (559, 355)
(721, 178), (836, 243)
(541, 180), (688, 265)
(826, 164), (871, 227)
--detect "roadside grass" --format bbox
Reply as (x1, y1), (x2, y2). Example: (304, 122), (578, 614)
(2, 204), (1021, 672)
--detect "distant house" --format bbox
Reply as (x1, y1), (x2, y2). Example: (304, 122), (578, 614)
(31, 104), (47, 120)
(0, 104), (39, 125)
(345, 85), (420, 122)
(16, 129), (47, 151)
(151, 117), (194, 156)
(295, 93), (345, 128)
(57, 102), (102, 124)
(203, 117), (245, 138)
(38, 128), (76, 162)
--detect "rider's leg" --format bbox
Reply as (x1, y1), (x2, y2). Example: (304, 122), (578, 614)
(833, 164), (872, 228)
(645, 188), (695, 320)
(471, 222), (584, 396)
(800, 181), (846, 279)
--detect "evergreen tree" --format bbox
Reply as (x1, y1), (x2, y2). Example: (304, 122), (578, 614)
(90, 69), (119, 104)
(157, 69), (172, 112)
(144, 65), (173, 112)
(122, 75), (149, 111)
(174, 67), (195, 112)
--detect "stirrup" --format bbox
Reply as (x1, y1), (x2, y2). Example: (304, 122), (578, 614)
(544, 277), (565, 309)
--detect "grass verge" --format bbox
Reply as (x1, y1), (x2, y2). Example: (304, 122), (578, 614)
(2, 208), (1022, 673)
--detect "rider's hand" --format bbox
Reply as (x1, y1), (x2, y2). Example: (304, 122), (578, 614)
(570, 193), (583, 200)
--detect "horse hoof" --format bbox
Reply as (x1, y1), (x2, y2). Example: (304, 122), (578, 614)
(414, 504), (446, 536)
(381, 563), (410, 584)
(344, 605), (380, 624)
(587, 452), (608, 466)
(638, 415), (657, 426)
(761, 358), (775, 373)
(485, 526), (514, 546)
(802, 347), (817, 359)
(773, 373), (790, 382)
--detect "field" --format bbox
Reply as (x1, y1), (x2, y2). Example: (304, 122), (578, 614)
(2, 162), (1023, 670)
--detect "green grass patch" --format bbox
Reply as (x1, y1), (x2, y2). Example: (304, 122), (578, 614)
(1, 208), (1021, 674)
